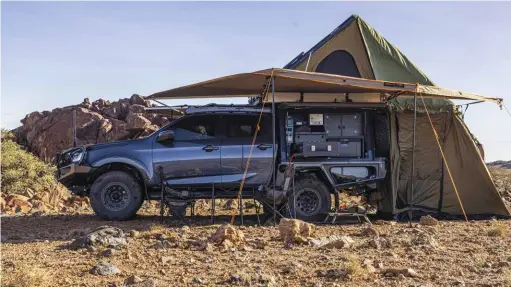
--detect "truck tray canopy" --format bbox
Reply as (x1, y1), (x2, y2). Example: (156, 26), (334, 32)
(145, 68), (502, 105)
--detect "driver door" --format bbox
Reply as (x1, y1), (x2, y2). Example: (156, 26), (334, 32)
(152, 115), (222, 187)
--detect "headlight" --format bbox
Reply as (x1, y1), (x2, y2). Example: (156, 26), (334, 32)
(69, 148), (85, 163)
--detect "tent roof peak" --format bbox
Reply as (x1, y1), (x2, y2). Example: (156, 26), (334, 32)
(284, 14), (359, 70)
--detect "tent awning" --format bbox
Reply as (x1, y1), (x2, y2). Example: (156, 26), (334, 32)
(146, 68), (503, 105)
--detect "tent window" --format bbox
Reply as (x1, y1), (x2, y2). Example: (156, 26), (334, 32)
(315, 50), (361, 78)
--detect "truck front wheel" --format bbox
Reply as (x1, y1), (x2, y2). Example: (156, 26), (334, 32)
(289, 176), (332, 222)
(89, 171), (144, 221)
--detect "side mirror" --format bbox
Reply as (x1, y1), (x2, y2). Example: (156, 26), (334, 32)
(156, 130), (175, 143)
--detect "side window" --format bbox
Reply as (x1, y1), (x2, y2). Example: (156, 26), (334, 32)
(172, 115), (218, 141)
(227, 115), (272, 139)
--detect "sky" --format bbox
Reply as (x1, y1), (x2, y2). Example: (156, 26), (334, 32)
(1, 1), (511, 161)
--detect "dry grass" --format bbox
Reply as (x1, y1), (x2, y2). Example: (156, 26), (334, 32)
(136, 223), (179, 239)
(503, 268), (511, 287)
(343, 255), (368, 279)
(7, 267), (50, 287)
(487, 222), (510, 237)
(473, 253), (487, 267)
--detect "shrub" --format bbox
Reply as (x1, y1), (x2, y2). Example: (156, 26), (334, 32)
(6, 267), (50, 287)
(1, 129), (61, 197)
(487, 222), (509, 237)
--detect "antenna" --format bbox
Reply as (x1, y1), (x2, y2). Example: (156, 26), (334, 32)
(72, 108), (77, 147)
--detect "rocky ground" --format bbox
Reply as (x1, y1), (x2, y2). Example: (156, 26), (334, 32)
(490, 167), (511, 209)
(1, 212), (510, 287)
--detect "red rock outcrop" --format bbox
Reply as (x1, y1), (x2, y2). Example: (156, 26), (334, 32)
(13, 94), (173, 162)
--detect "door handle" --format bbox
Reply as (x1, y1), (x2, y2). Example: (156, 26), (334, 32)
(257, 144), (273, 150)
(203, 145), (219, 152)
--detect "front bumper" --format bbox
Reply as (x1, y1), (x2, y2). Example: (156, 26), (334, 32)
(57, 163), (94, 195)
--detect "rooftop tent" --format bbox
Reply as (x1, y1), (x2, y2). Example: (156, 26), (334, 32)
(283, 15), (509, 218)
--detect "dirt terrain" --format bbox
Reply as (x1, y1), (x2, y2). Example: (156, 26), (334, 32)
(1, 212), (510, 287)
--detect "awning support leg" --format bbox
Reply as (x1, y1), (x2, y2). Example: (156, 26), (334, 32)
(409, 88), (417, 226)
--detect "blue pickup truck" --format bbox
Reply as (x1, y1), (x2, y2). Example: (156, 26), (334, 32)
(56, 103), (388, 222)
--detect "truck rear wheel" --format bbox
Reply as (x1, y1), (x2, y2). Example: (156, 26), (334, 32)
(89, 171), (144, 221)
(289, 176), (332, 222)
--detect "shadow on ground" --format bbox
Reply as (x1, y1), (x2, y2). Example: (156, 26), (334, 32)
(0, 213), (276, 245)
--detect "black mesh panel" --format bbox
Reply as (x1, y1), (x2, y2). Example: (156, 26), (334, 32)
(315, 50), (361, 78)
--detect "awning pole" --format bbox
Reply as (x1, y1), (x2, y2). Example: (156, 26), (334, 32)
(271, 74), (277, 226)
(409, 88), (417, 226)
(304, 52), (312, 72)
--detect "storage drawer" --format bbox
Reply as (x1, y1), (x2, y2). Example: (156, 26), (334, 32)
(338, 140), (362, 157)
(300, 140), (362, 158)
(301, 142), (339, 157)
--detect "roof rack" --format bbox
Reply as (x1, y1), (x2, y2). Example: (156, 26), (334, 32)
(144, 103), (270, 116)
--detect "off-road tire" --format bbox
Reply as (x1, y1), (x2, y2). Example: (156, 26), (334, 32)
(374, 113), (390, 157)
(288, 175), (332, 222)
(90, 171), (144, 221)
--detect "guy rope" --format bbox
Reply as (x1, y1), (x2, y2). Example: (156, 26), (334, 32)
(230, 71), (275, 225)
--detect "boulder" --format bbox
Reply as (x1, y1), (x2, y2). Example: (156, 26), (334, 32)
(383, 268), (418, 278)
(125, 275), (143, 285)
(90, 261), (121, 276)
(209, 224), (245, 245)
(100, 248), (116, 257)
(130, 104), (146, 114)
(148, 114), (167, 127)
(80, 98), (92, 109)
(5, 194), (32, 213)
(32, 191), (50, 203)
(0, 196), (6, 211)
(310, 235), (354, 249)
(103, 100), (129, 120)
(126, 112), (153, 131)
(96, 118), (129, 143)
(68, 225), (128, 250)
(150, 240), (177, 250)
(419, 215), (439, 226)
(278, 218), (315, 244)
(411, 232), (440, 249)
(130, 94), (148, 107)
